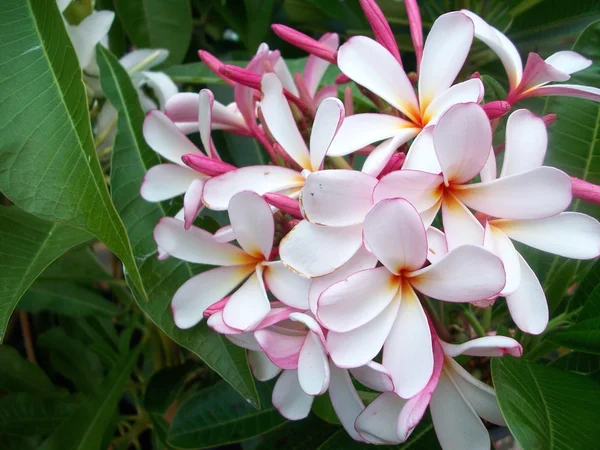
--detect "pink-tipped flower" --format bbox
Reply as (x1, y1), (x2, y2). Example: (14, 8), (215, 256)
(359, 0), (402, 64)
(181, 153), (236, 177)
(198, 50), (235, 86)
(263, 193), (303, 218)
(220, 65), (262, 90)
(272, 24), (337, 64)
(482, 100), (511, 119)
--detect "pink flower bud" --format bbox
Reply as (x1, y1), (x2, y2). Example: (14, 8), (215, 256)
(181, 153), (236, 176)
(542, 113), (557, 127)
(482, 101), (511, 120)
(220, 65), (262, 90)
(264, 193), (303, 218)
(379, 152), (406, 177)
(404, 0), (423, 70)
(359, 0), (402, 65)
(570, 177), (600, 205)
(335, 74), (351, 85)
(198, 50), (235, 86)
(272, 24), (337, 64)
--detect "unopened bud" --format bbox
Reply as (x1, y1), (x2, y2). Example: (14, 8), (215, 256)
(272, 24), (337, 64)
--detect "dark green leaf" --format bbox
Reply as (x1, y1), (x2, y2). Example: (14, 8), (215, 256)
(18, 282), (120, 318)
(481, 75), (508, 103)
(311, 394), (341, 425)
(492, 357), (600, 450)
(0, 206), (91, 341)
(255, 415), (339, 449)
(114, 0), (192, 65)
(245, 0), (275, 51)
(39, 247), (113, 283)
(97, 45), (259, 406)
(549, 352), (600, 381)
(0, 346), (62, 398)
(551, 318), (600, 355)
(0, 393), (78, 436)
(144, 362), (197, 414)
(0, 435), (39, 450)
(150, 413), (177, 450)
(167, 381), (286, 449)
(572, 260), (600, 319)
(0, 0), (145, 298)
(38, 346), (141, 450)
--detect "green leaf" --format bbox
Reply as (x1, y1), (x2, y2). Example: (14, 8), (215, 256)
(572, 260), (600, 319)
(39, 247), (113, 283)
(38, 328), (104, 395)
(311, 394), (341, 425)
(0, 0), (145, 298)
(244, 0), (275, 51)
(114, 0), (192, 65)
(0, 393), (78, 436)
(18, 281), (120, 318)
(0, 346), (62, 398)
(552, 319), (600, 355)
(144, 362), (197, 414)
(0, 207), (91, 341)
(38, 346), (141, 450)
(96, 45), (259, 406)
(549, 352), (600, 381)
(492, 357), (600, 450)
(481, 75), (508, 103)
(167, 381), (286, 449)
(255, 415), (339, 449)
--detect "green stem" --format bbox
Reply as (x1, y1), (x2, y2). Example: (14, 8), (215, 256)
(481, 306), (492, 331)
(328, 156), (352, 170)
(463, 307), (486, 338)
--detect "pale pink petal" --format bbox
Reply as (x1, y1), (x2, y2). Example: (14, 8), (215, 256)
(248, 350), (281, 381)
(479, 148), (497, 183)
(407, 245), (505, 302)
(172, 265), (254, 329)
(310, 98), (345, 171)
(505, 254), (548, 335)
(426, 227), (448, 264)
(328, 363), (368, 442)
(69, 11), (115, 69)
(226, 332), (261, 351)
(154, 217), (255, 265)
(198, 89), (218, 159)
(313, 85), (338, 105)
(355, 392), (405, 444)
(202, 166), (305, 210)
(327, 296), (401, 368)
(135, 71), (177, 110)
(403, 126), (441, 174)
(183, 179), (205, 229)
(433, 103), (492, 185)
(461, 10), (523, 90)
(484, 223), (521, 295)
(454, 167), (572, 220)
(361, 129), (419, 177)
(272, 370), (313, 420)
(430, 369), (492, 450)
(418, 12), (474, 110)
(363, 198), (428, 273)
(529, 84), (600, 102)
(545, 51), (592, 75)
(304, 33), (340, 96)
(308, 246), (378, 314)
(223, 265), (271, 331)
(519, 52), (570, 92)
(263, 261), (311, 309)
(207, 310), (244, 335)
(350, 362), (394, 392)
(300, 170), (377, 226)
(288, 312), (326, 343)
(228, 191), (274, 259)
(141, 164), (204, 202)
(502, 110), (547, 178)
(165, 92), (199, 122)
(279, 221), (364, 277)
(374, 170), (443, 211)
(261, 73), (311, 169)
(273, 56), (299, 96)
(214, 225), (235, 243)
(383, 282), (433, 398)
(255, 329), (305, 370)
(441, 192), (485, 250)
(327, 113), (417, 157)
(420, 197), (443, 229)
(492, 213), (600, 259)
(143, 110), (202, 163)
(298, 332), (330, 395)
(447, 359), (506, 426)
(337, 36), (419, 122)
(318, 267), (399, 332)
(441, 336), (523, 358)
(422, 78), (484, 125)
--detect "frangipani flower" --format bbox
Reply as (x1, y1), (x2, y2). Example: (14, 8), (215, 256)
(355, 333), (522, 449)
(326, 12), (484, 175)
(316, 198), (506, 398)
(462, 10), (600, 104)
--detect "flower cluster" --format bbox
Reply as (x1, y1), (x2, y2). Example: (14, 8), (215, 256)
(143, 1), (600, 448)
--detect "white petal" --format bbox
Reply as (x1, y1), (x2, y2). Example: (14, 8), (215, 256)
(172, 265), (253, 329)
(183, 179), (205, 229)
(441, 336), (523, 358)
(261, 73), (311, 169)
(198, 89), (216, 157)
(433, 103), (492, 185)
(135, 71), (178, 110)
(501, 109), (547, 178)
(418, 12), (474, 110)
(427, 227), (448, 264)
(505, 254), (548, 335)
(328, 363), (367, 442)
(403, 127), (441, 173)
(141, 164), (203, 202)
(318, 267), (399, 332)
(374, 170), (443, 211)
(248, 350), (281, 381)
(202, 166), (305, 210)
(310, 97), (345, 171)
(263, 261), (311, 309)
(119, 49), (168, 72)
(338, 36), (419, 122)
(350, 362), (394, 392)
(383, 283), (433, 398)
(355, 393), (405, 444)
(228, 191), (274, 259)
(423, 79), (484, 125)
(255, 329), (305, 369)
(455, 167), (572, 220)
(280, 221), (364, 277)
(492, 213), (600, 259)
(154, 217), (255, 265)
(68, 11), (115, 69)
(361, 129), (419, 177)
(529, 84), (600, 102)
(300, 170), (377, 226)
(546, 51), (592, 75)
(273, 56), (299, 96)
(441, 192), (485, 250)
(223, 266), (271, 331)
(272, 370), (313, 420)
(484, 223), (521, 295)
(479, 148), (497, 183)
(407, 245), (505, 302)
(304, 33), (339, 96)
(143, 110), (203, 164)
(298, 332), (330, 395)
(327, 113), (417, 157)
(363, 198), (428, 273)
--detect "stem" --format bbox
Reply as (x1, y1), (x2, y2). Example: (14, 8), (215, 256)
(423, 298), (452, 342)
(94, 114), (118, 148)
(328, 156), (352, 169)
(463, 307), (486, 338)
(481, 306), (492, 331)
(19, 311), (36, 364)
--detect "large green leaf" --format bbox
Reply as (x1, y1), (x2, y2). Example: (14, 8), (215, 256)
(552, 319), (600, 355)
(39, 247), (113, 283)
(114, 0), (192, 65)
(0, 346), (63, 398)
(492, 357), (600, 449)
(38, 346), (141, 450)
(0, 206), (90, 341)
(96, 45), (259, 406)
(144, 362), (197, 414)
(549, 352), (600, 382)
(167, 381), (286, 449)
(0, 0), (145, 297)
(245, 0), (275, 51)
(255, 415), (339, 449)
